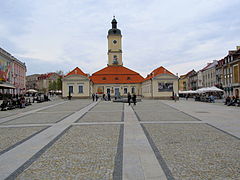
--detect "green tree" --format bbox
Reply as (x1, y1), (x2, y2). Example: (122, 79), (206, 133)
(56, 77), (62, 90)
(52, 81), (57, 91)
(56, 70), (64, 76)
(49, 81), (53, 91)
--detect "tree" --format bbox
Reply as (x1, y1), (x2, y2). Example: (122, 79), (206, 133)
(49, 81), (53, 91)
(56, 77), (62, 90)
(52, 81), (57, 91)
(56, 70), (64, 76)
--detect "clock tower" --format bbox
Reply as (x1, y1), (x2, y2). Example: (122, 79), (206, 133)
(107, 17), (123, 66)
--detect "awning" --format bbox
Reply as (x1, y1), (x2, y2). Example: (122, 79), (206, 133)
(196, 86), (224, 93)
(0, 83), (16, 89)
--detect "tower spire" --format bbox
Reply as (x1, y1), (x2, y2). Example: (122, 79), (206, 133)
(111, 16), (117, 29)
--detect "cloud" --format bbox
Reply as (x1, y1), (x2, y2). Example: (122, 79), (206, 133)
(0, 0), (240, 76)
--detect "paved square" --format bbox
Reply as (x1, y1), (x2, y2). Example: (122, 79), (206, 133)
(0, 99), (239, 179)
(2, 112), (73, 125)
(16, 125), (121, 180)
(143, 123), (240, 180)
(0, 126), (47, 154)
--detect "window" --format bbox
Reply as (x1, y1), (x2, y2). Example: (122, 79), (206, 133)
(102, 77), (106, 80)
(131, 87), (135, 93)
(78, 85), (83, 93)
(69, 86), (73, 93)
(115, 77), (119, 80)
(124, 88), (127, 94)
(127, 77), (131, 80)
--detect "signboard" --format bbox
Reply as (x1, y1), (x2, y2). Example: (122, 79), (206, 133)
(0, 58), (11, 82)
(158, 82), (173, 92)
(97, 86), (104, 94)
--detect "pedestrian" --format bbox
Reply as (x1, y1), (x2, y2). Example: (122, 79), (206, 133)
(92, 93), (95, 101)
(96, 93), (99, 101)
(107, 92), (111, 101)
(132, 93), (137, 105)
(174, 93), (177, 102)
(103, 93), (106, 101)
(68, 91), (72, 100)
(127, 92), (131, 105)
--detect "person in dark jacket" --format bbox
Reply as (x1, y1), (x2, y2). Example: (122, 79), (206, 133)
(132, 93), (137, 105)
(127, 92), (131, 105)
(92, 93), (95, 101)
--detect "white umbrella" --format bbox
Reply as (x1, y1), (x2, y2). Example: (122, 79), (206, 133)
(26, 89), (38, 93)
(196, 86), (223, 93)
(179, 90), (197, 94)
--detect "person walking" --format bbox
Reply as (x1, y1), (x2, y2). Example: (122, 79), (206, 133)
(96, 93), (99, 101)
(132, 93), (137, 105)
(127, 92), (131, 106)
(92, 93), (95, 101)
(174, 93), (177, 102)
(107, 92), (111, 101)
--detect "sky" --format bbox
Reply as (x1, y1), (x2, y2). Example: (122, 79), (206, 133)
(0, 0), (240, 77)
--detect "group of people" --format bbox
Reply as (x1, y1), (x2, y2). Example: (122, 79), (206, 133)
(0, 93), (51, 111)
(127, 92), (137, 105)
(92, 93), (111, 102)
(225, 95), (240, 106)
(0, 95), (29, 111)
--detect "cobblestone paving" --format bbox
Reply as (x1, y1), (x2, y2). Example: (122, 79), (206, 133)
(0, 100), (64, 119)
(135, 110), (197, 121)
(39, 100), (91, 112)
(16, 125), (120, 180)
(0, 126), (47, 153)
(133, 100), (197, 121)
(78, 111), (122, 122)
(1, 112), (73, 125)
(90, 101), (123, 112)
(143, 123), (240, 180)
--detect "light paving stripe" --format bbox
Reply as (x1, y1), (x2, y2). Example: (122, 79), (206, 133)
(73, 122), (124, 125)
(0, 123), (55, 128)
(0, 101), (67, 124)
(0, 101), (98, 179)
(123, 104), (167, 180)
(140, 121), (205, 124)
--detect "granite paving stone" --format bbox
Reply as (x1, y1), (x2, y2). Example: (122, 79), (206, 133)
(135, 110), (197, 121)
(90, 101), (123, 112)
(0, 126), (47, 153)
(39, 100), (91, 112)
(143, 123), (240, 180)
(0, 99), (64, 119)
(16, 125), (120, 180)
(78, 111), (122, 122)
(2, 112), (73, 125)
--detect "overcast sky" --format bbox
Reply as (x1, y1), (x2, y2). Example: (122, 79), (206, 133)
(0, 0), (239, 77)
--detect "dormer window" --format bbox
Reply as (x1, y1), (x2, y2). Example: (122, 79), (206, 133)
(127, 77), (131, 80)
(102, 77), (106, 80)
(115, 77), (119, 80)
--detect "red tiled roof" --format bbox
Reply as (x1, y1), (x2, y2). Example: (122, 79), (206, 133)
(65, 67), (87, 77)
(90, 66), (144, 84)
(38, 72), (60, 80)
(144, 66), (174, 81)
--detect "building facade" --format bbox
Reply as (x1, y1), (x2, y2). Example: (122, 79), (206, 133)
(37, 72), (61, 93)
(26, 74), (41, 90)
(0, 47), (26, 94)
(62, 17), (178, 99)
(201, 60), (218, 88)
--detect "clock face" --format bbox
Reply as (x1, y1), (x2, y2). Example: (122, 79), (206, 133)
(113, 40), (117, 44)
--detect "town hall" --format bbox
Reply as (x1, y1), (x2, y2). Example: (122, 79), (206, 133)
(62, 17), (178, 99)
